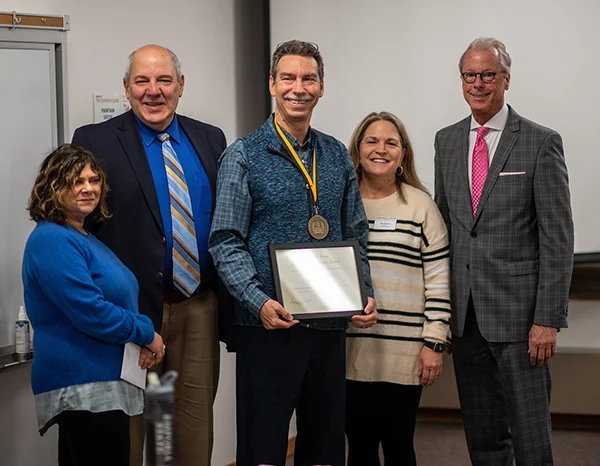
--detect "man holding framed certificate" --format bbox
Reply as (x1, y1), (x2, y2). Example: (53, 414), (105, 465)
(209, 40), (377, 466)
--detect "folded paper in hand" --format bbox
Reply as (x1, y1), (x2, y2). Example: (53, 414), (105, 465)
(121, 342), (147, 389)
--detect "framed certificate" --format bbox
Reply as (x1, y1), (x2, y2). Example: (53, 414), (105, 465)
(269, 241), (367, 319)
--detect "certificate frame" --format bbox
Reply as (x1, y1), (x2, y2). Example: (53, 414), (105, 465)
(269, 241), (367, 320)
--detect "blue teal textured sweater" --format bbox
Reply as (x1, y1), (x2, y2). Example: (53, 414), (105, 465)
(22, 221), (155, 395)
(209, 116), (373, 330)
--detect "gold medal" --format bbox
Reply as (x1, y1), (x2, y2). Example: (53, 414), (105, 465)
(308, 214), (329, 240)
(274, 118), (328, 240)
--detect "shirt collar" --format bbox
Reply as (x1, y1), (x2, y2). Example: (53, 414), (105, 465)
(470, 104), (509, 132)
(134, 113), (181, 147)
(270, 113), (313, 150)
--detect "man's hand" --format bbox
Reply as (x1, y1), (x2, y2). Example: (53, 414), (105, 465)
(350, 297), (378, 329)
(418, 346), (443, 387)
(259, 299), (299, 330)
(528, 324), (557, 366)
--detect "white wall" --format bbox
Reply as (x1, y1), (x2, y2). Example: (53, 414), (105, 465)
(0, 1), (239, 464)
(269, 0), (600, 427)
(270, 0), (600, 254)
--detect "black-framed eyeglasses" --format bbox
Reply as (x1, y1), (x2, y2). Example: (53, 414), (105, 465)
(461, 71), (502, 84)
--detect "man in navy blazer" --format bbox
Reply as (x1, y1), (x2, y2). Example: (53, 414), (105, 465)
(435, 38), (574, 465)
(72, 44), (226, 466)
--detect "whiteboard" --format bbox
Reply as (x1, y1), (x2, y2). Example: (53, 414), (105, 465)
(270, 0), (599, 255)
(0, 43), (57, 349)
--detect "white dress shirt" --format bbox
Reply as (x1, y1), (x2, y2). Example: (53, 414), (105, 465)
(468, 104), (509, 188)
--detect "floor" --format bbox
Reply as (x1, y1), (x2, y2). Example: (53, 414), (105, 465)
(285, 422), (600, 465)
(414, 422), (600, 465)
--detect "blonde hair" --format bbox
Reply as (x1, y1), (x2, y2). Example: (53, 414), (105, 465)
(27, 144), (111, 225)
(348, 112), (429, 202)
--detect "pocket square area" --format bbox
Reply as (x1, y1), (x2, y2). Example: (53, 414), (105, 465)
(499, 171), (526, 176)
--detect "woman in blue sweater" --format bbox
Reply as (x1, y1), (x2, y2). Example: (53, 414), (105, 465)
(22, 144), (165, 466)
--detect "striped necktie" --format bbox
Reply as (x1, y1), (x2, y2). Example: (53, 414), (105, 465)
(158, 133), (201, 297)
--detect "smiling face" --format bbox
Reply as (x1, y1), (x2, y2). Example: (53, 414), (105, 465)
(461, 48), (510, 125)
(61, 163), (101, 228)
(269, 55), (324, 130)
(359, 120), (405, 184)
(124, 45), (184, 131)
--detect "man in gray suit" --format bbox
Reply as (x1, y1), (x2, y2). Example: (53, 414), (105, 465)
(434, 37), (574, 465)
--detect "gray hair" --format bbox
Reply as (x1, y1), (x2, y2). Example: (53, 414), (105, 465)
(124, 46), (182, 83)
(459, 37), (512, 74)
(270, 40), (324, 82)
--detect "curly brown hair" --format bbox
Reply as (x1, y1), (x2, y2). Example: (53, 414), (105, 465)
(348, 111), (429, 203)
(27, 144), (111, 225)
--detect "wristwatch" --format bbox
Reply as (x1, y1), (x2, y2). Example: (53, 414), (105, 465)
(423, 340), (445, 353)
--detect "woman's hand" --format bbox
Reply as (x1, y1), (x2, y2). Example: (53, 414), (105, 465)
(138, 346), (157, 370)
(145, 332), (165, 365)
(418, 346), (443, 387)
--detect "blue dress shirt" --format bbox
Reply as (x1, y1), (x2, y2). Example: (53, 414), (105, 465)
(135, 114), (213, 288)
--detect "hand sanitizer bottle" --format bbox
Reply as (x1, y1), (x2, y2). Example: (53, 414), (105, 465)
(15, 305), (31, 362)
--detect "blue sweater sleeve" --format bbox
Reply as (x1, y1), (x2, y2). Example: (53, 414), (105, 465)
(24, 224), (154, 346)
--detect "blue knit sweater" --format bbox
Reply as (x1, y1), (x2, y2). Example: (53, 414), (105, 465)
(22, 221), (155, 395)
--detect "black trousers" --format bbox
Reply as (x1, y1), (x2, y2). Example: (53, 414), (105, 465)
(57, 409), (130, 466)
(236, 325), (346, 466)
(346, 380), (423, 466)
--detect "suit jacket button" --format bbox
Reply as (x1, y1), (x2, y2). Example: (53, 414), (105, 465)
(157, 272), (163, 280)
(161, 236), (166, 245)
(470, 232), (477, 238)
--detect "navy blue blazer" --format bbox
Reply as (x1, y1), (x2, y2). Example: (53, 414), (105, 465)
(73, 110), (234, 348)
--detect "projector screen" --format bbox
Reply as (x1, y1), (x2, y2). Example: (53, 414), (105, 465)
(270, 0), (599, 255)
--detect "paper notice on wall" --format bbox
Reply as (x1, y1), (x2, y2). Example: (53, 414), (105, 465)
(93, 92), (130, 123)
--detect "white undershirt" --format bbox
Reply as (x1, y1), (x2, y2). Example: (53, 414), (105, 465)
(468, 104), (509, 189)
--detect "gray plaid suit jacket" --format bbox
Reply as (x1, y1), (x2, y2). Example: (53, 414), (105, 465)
(434, 106), (574, 343)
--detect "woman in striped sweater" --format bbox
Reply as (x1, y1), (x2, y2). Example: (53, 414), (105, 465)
(345, 112), (451, 465)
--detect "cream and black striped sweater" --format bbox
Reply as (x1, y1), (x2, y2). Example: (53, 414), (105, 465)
(347, 184), (451, 385)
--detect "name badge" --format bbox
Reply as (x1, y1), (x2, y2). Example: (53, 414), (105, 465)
(374, 216), (397, 230)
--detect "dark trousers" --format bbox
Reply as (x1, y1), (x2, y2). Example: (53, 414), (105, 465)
(236, 325), (346, 466)
(346, 380), (423, 466)
(57, 409), (130, 466)
(453, 299), (553, 466)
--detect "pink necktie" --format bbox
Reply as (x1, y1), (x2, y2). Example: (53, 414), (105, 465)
(472, 126), (490, 216)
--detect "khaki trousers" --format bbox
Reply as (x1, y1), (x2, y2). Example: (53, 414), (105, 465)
(130, 289), (220, 466)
